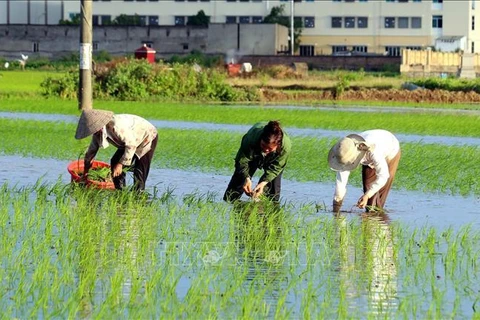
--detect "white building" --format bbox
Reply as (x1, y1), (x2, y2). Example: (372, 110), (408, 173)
(1, 0), (479, 56)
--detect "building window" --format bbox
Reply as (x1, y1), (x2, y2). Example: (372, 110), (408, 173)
(331, 17), (342, 28)
(304, 16), (315, 28)
(183, 43), (189, 50)
(139, 15), (147, 26)
(149, 16), (159, 26)
(385, 46), (401, 56)
(344, 17), (355, 28)
(93, 42), (99, 51)
(384, 17), (395, 28)
(432, 15), (443, 28)
(226, 16), (237, 23)
(411, 17), (421, 28)
(239, 16), (250, 23)
(32, 42), (40, 52)
(352, 45), (367, 53)
(299, 45), (315, 56)
(93, 15), (100, 26)
(252, 16), (263, 24)
(332, 45), (347, 54)
(358, 17), (368, 28)
(398, 17), (409, 28)
(473, 15), (475, 30)
(472, 41), (475, 53)
(175, 16), (186, 25)
(433, 0), (442, 2)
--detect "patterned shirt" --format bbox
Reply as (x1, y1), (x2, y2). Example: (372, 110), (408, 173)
(85, 114), (158, 166)
(334, 129), (400, 202)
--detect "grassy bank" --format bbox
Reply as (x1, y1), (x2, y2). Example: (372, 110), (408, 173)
(1, 97), (480, 138)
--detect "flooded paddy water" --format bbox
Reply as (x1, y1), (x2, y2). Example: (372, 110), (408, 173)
(1, 110), (479, 318)
(0, 154), (478, 230)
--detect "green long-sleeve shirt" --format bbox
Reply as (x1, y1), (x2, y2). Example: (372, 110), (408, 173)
(235, 122), (291, 183)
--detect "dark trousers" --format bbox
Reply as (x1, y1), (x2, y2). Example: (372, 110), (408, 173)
(223, 162), (283, 202)
(110, 135), (158, 191)
(362, 150), (401, 210)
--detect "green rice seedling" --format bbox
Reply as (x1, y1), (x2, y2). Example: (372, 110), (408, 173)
(1, 180), (480, 318)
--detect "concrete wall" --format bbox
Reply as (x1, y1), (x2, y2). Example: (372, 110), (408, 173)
(400, 49), (480, 77)
(237, 55), (401, 72)
(0, 24), (288, 59)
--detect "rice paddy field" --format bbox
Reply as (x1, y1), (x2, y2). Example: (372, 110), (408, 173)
(0, 70), (479, 319)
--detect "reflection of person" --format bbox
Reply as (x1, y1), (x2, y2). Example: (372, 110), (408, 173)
(223, 121), (291, 203)
(328, 129), (400, 212)
(75, 109), (158, 191)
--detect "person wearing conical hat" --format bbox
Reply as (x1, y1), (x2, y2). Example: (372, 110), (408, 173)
(327, 129), (401, 212)
(75, 109), (158, 191)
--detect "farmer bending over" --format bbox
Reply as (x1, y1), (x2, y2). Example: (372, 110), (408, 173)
(75, 109), (158, 191)
(224, 121), (291, 203)
(328, 129), (401, 212)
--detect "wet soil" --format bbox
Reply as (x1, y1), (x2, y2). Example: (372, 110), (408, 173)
(259, 87), (480, 104)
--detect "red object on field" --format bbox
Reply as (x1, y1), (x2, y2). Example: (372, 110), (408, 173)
(135, 44), (156, 64)
(226, 63), (242, 76)
(67, 159), (115, 190)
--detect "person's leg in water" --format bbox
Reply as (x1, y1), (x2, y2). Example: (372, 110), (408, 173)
(111, 148), (126, 190)
(224, 163), (258, 202)
(362, 151), (401, 211)
(262, 171), (283, 203)
(132, 136), (158, 192)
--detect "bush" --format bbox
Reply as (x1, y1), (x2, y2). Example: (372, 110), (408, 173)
(41, 58), (258, 102)
(40, 69), (78, 99)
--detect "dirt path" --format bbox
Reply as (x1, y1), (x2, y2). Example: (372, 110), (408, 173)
(259, 88), (480, 104)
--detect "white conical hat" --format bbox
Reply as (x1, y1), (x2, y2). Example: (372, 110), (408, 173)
(328, 134), (370, 171)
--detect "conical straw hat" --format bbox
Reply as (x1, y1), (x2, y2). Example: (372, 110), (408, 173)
(328, 134), (369, 171)
(75, 109), (114, 139)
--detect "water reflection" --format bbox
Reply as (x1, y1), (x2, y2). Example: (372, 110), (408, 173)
(334, 213), (397, 317)
(232, 201), (290, 317)
(74, 193), (143, 319)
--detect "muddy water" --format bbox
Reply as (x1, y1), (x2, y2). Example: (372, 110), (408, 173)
(0, 155), (478, 230)
(1, 111), (480, 146)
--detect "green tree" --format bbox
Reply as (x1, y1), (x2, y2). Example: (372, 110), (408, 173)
(59, 14), (80, 25)
(187, 10), (210, 27)
(113, 14), (143, 26)
(263, 5), (303, 53)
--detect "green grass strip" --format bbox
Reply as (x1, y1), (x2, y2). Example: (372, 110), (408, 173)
(1, 118), (479, 196)
(1, 97), (480, 138)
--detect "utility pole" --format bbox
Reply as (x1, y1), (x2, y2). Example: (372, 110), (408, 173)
(290, 0), (294, 55)
(79, 0), (93, 110)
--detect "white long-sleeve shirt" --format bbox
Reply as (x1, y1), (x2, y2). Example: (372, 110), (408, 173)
(334, 130), (400, 202)
(85, 114), (158, 166)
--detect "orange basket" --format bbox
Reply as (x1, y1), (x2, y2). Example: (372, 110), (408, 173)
(67, 159), (115, 190)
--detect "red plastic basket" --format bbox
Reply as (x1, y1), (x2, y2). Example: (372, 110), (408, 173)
(67, 159), (115, 190)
